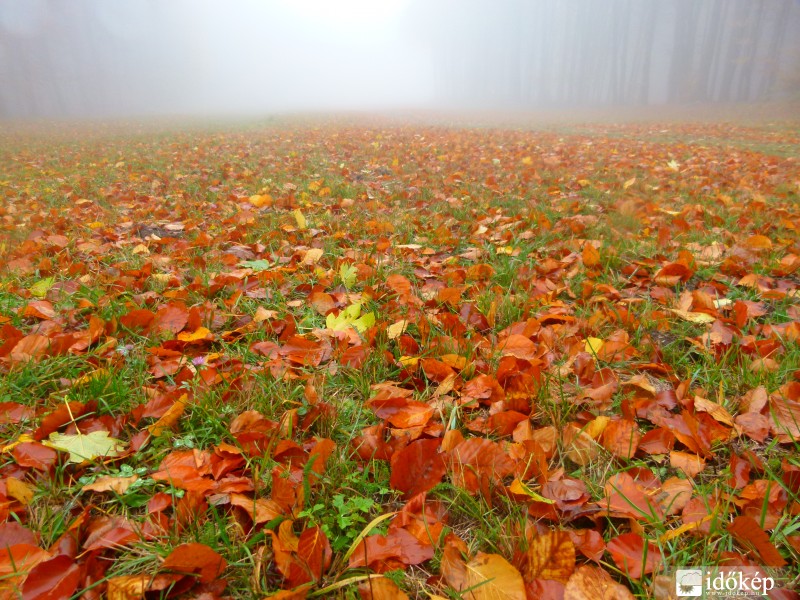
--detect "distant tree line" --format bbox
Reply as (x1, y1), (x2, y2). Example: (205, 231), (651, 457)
(423, 0), (800, 107)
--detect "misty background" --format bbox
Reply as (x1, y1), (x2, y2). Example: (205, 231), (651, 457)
(1, 0), (799, 119)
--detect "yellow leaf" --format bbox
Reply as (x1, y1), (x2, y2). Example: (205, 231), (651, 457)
(387, 319), (409, 340)
(399, 356), (419, 368)
(248, 193), (272, 208)
(623, 176), (636, 190)
(326, 303), (374, 334)
(177, 327), (212, 342)
(669, 309), (716, 324)
(584, 337), (604, 355)
(73, 368), (109, 387)
(29, 277), (54, 299)
(2, 433), (34, 453)
(6, 477), (35, 504)
(107, 575), (151, 600)
(147, 394), (189, 437)
(303, 248), (323, 265)
(508, 479), (555, 504)
(667, 160), (680, 172)
(44, 431), (126, 464)
(521, 156), (533, 165)
(293, 209), (307, 230)
(464, 553), (526, 600)
(339, 263), (358, 289)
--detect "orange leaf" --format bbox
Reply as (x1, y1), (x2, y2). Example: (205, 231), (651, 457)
(497, 334), (538, 361)
(669, 451), (706, 478)
(162, 542), (227, 583)
(147, 394), (189, 437)
(358, 576), (410, 599)
(582, 243), (600, 268)
(727, 516), (787, 567)
(524, 530), (576, 583)
(601, 419), (640, 460)
(229, 493), (283, 524)
(606, 533), (662, 579)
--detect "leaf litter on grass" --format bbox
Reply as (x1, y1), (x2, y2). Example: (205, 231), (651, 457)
(0, 119), (798, 598)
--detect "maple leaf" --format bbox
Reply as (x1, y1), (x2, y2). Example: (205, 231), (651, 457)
(238, 259), (273, 271)
(29, 277), (54, 298)
(325, 303), (375, 334)
(44, 431), (126, 464)
(339, 263), (358, 289)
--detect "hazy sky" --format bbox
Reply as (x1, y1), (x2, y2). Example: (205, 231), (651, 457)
(1, 0), (798, 118)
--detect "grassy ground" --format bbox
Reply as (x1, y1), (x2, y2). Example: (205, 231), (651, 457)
(0, 117), (798, 599)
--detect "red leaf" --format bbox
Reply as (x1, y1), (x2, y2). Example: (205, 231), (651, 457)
(606, 533), (662, 578)
(0, 522), (37, 548)
(727, 516), (787, 567)
(13, 442), (59, 470)
(448, 438), (515, 493)
(348, 527), (434, 571)
(152, 303), (189, 334)
(287, 526), (332, 586)
(0, 402), (34, 424)
(21, 553), (81, 600)
(390, 438), (446, 498)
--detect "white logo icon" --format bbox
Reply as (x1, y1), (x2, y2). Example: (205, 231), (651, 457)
(676, 569), (704, 596)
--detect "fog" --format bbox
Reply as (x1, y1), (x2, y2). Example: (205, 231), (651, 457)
(1, 0), (799, 119)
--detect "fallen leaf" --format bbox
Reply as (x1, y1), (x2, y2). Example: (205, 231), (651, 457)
(564, 565), (634, 599)
(162, 542), (227, 583)
(606, 533), (662, 579)
(464, 552), (526, 600)
(44, 431), (126, 464)
(82, 475), (139, 495)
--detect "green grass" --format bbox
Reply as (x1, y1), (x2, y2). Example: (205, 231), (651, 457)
(0, 118), (798, 598)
